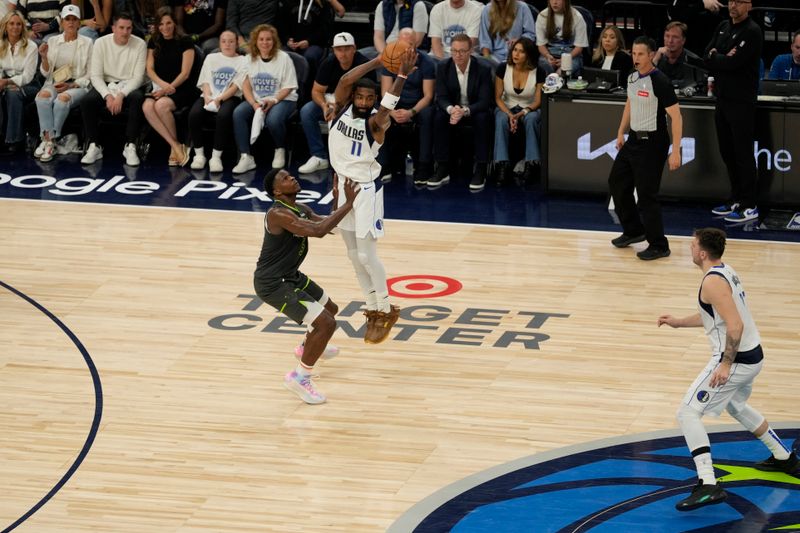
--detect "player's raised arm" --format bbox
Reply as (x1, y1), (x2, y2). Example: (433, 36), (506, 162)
(372, 47), (417, 134)
(333, 55), (383, 115)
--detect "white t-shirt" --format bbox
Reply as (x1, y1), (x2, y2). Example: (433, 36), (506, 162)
(197, 52), (245, 98)
(428, 0), (482, 55)
(237, 50), (298, 102)
(373, 0), (429, 44)
(535, 7), (589, 48)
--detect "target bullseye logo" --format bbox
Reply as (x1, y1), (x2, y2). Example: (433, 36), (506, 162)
(387, 275), (462, 299)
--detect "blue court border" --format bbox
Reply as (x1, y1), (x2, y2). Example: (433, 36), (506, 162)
(1, 280), (103, 533)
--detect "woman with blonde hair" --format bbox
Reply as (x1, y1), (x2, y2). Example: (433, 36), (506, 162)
(142, 6), (196, 166)
(34, 5), (93, 162)
(231, 24), (298, 174)
(478, 0), (535, 64)
(591, 24), (632, 82)
(0, 10), (40, 154)
(535, 0), (589, 75)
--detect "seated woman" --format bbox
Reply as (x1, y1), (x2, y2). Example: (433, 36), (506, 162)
(280, 0), (333, 84)
(492, 37), (545, 186)
(231, 24), (298, 174)
(0, 10), (40, 154)
(478, 0), (535, 65)
(142, 6), (196, 166)
(590, 25), (632, 86)
(536, 0), (589, 76)
(79, 0), (113, 40)
(188, 29), (244, 172)
(34, 5), (93, 162)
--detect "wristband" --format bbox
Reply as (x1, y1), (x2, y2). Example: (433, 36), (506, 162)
(397, 73), (408, 79)
(380, 92), (400, 110)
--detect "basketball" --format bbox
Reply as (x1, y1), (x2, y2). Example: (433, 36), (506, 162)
(382, 40), (412, 74)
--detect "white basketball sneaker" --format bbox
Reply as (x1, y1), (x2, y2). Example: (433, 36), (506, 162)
(283, 371), (326, 404)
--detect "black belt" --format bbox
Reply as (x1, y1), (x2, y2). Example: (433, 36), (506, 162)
(630, 130), (653, 141)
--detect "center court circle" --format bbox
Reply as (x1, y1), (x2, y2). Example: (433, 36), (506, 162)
(387, 275), (463, 299)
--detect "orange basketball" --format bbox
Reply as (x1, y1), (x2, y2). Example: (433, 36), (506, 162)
(382, 40), (412, 74)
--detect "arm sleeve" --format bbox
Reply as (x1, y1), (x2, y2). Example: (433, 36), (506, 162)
(427, 5), (441, 39)
(572, 9), (589, 48)
(653, 72), (679, 107)
(478, 7), (490, 51)
(75, 38), (93, 89)
(535, 11), (548, 46)
(412, 2), (428, 34)
(519, 4), (535, 41)
(705, 25), (762, 72)
(10, 42), (37, 87)
(122, 39), (147, 95)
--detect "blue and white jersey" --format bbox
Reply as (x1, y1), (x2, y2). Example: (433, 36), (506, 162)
(328, 104), (382, 183)
(698, 263), (761, 356)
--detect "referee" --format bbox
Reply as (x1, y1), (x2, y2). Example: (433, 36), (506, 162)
(608, 36), (683, 261)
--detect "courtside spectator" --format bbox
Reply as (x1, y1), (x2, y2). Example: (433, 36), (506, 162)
(479, 0), (535, 65)
(536, 0), (589, 75)
(590, 25), (632, 81)
(34, 4), (93, 162)
(79, 0), (112, 40)
(653, 21), (706, 84)
(366, 0), (428, 58)
(17, 0), (69, 41)
(80, 12), (147, 165)
(429, 0), (482, 61)
(226, 0), (278, 52)
(0, 10), (40, 154)
(172, 0), (227, 54)
(768, 29), (800, 80)
(280, 0), (334, 81)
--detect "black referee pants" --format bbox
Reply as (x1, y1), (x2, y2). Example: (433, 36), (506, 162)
(608, 132), (670, 251)
(714, 101), (758, 209)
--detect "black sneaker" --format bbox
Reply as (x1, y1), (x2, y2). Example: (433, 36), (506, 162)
(470, 164), (486, 191)
(675, 481), (728, 512)
(637, 246), (670, 260)
(755, 452), (799, 474)
(427, 163), (450, 189)
(494, 161), (509, 187)
(611, 233), (646, 248)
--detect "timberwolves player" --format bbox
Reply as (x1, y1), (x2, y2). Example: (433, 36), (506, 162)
(658, 228), (798, 511)
(255, 168), (359, 404)
(328, 47), (417, 344)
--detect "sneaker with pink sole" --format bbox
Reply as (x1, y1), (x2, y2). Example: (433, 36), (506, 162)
(294, 343), (339, 361)
(283, 371), (326, 404)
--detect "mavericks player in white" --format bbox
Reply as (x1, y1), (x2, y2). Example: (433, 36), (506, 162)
(658, 228), (797, 511)
(329, 48), (418, 344)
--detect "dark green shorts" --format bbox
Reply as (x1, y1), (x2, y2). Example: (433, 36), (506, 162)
(255, 271), (325, 325)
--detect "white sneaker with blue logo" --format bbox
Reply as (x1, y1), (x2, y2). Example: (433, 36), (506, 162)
(724, 207), (759, 223)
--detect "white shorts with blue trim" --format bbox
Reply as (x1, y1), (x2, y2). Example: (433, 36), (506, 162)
(682, 356), (763, 417)
(337, 178), (384, 239)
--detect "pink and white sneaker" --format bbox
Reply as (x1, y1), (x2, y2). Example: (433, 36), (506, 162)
(294, 343), (339, 361)
(283, 371), (326, 404)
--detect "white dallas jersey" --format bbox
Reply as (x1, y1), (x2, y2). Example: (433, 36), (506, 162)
(698, 263), (761, 356)
(328, 104), (382, 183)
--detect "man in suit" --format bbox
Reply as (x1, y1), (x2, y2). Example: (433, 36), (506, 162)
(429, 33), (493, 191)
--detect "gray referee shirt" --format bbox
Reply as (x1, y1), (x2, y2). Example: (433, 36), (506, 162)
(626, 68), (678, 134)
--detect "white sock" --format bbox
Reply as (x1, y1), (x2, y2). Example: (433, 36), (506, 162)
(377, 294), (391, 313)
(212, 149), (223, 159)
(295, 362), (313, 379)
(693, 452), (716, 485)
(365, 291), (378, 311)
(759, 427), (791, 460)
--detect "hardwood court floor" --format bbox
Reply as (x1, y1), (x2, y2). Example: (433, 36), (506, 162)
(2, 199), (799, 532)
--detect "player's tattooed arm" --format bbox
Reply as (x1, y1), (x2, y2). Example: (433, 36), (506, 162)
(721, 334), (740, 365)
